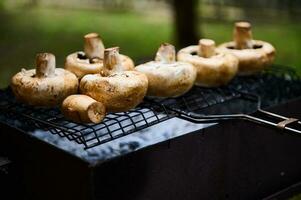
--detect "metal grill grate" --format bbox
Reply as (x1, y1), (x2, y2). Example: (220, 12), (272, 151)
(0, 89), (172, 149)
(0, 65), (300, 149)
(230, 65), (301, 106)
(148, 65), (301, 117)
(147, 86), (241, 115)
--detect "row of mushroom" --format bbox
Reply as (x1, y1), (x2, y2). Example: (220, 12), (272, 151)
(11, 21), (276, 124)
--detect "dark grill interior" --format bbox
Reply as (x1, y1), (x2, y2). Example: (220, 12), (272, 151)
(0, 65), (300, 149)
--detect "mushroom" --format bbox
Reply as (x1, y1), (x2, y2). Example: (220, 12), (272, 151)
(65, 33), (134, 79)
(177, 39), (239, 87)
(79, 47), (148, 112)
(62, 95), (106, 123)
(136, 43), (196, 97)
(217, 22), (276, 75)
(11, 53), (78, 107)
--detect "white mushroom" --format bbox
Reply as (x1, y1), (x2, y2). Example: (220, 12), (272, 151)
(177, 39), (239, 87)
(62, 95), (106, 123)
(136, 43), (196, 97)
(80, 47), (148, 112)
(217, 22), (276, 75)
(65, 33), (135, 79)
(11, 53), (78, 107)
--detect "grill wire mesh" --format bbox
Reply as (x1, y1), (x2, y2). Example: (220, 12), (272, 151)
(148, 65), (301, 117)
(0, 65), (300, 149)
(231, 65), (301, 107)
(0, 89), (172, 149)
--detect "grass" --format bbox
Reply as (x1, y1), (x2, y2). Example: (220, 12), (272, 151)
(262, 192), (301, 200)
(0, 7), (173, 88)
(0, 7), (301, 88)
(1, 7), (301, 200)
(290, 194), (301, 200)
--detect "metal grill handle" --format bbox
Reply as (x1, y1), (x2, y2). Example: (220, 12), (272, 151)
(177, 110), (301, 135)
(246, 109), (301, 134)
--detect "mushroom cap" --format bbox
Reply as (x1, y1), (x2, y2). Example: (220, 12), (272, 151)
(65, 51), (134, 79)
(11, 68), (78, 107)
(80, 71), (148, 112)
(177, 45), (239, 87)
(217, 40), (275, 75)
(136, 61), (196, 97)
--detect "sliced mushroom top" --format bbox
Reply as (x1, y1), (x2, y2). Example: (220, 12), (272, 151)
(65, 33), (134, 79)
(217, 22), (276, 75)
(136, 43), (196, 97)
(177, 39), (238, 87)
(80, 47), (148, 112)
(11, 53), (78, 107)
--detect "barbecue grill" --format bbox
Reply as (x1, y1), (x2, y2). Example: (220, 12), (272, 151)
(1, 65), (301, 200)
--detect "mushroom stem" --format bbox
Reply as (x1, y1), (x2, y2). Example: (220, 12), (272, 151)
(234, 21), (253, 49)
(62, 95), (106, 124)
(198, 39), (216, 58)
(84, 33), (105, 60)
(103, 47), (123, 73)
(36, 53), (56, 78)
(155, 43), (176, 64)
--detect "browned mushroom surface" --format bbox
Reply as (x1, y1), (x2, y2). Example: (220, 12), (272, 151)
(11, 53), (78, 107)
(217, 22), (276, 75)
(177, 39), (238, 87)
(65, 33), (134, 79)
(80, 47), (148, 112)
(136, 43), (196, 97)
(62, 94), (106, 124)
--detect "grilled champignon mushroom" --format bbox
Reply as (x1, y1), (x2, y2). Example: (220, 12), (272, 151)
(80, 47), (148, 112)
(136, 43), (196, 97)
(62, 95), (106, 123)
(177, 39), (238, 87)
(11, 53), (78, 107)
(65, 33), (134, 79)
(217, 22), (276, 75)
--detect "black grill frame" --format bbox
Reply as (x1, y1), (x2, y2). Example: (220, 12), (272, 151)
(0, 64), (300, 149)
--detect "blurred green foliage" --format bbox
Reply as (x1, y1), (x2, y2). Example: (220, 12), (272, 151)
(0, 6), (300, 88)
(0, 3), (300, 199)
(0, 7), (173, 88)
(290, 194), (301, 200)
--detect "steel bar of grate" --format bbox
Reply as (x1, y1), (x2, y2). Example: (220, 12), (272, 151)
(150, 65), (301, 116)
(0, 89), (173, 149)
(0, 65), (300, 149)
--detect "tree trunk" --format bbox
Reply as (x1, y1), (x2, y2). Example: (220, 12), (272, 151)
(171, 0), (200, 48)
(288, 0), (301, 21)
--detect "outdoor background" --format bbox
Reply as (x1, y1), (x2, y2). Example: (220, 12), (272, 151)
(0, 0), (301, 199)
(0, 0), (300, 91)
